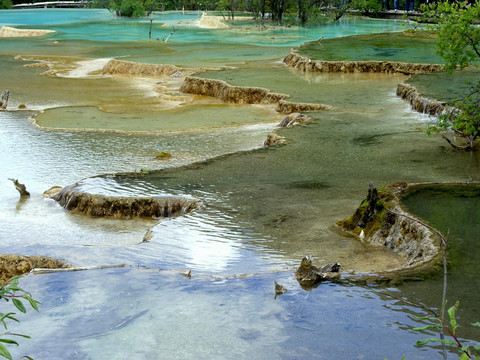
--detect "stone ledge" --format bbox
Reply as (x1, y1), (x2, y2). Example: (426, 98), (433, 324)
(283, 50), (444, 75)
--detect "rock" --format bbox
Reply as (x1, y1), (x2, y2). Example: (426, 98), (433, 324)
(278, 113), (311, 127)
(294, 256), (341, 288)
(283, 50), (444, 75)
(43, 186), (63, 199)
(264, 133), (285, 147)
(396, 82), (451, 116)
(102, 59), (199, 78)
(181, 76), (331, 114)
(337, 182), (443, 272)
(180, 76), (289, 104)
(47, 183), (201, 219)
(155, 152), (172, 159)
(276, 101), (330, 114)
(274, 281), (287, 299)
(0, 254), (69, 283)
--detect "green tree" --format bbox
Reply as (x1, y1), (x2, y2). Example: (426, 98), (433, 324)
(421, 0), (480, 74)
(420, 1), (480, 150)
(427, 82), (480, 151)
(0, 0), (12, 9)
(109, 0), (146, 16)
(0, 276), (39, 360)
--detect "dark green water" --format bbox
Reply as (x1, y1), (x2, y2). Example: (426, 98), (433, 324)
(400, 184), (480, 342)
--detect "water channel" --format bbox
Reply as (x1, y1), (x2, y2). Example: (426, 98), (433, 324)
(0, 9), (479, 359)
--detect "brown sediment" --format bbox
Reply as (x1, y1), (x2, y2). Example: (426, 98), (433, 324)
(180, 76), (288, 104)
(396, 82), (451, 115)
(337, 182), (443, 275)
(180, 76), (331, 113)
(44, 184), (202, 219)
(0, 254), (69, 283)
(0, 26), (55, 37)
(283, 50), (444, 75)
(276, 100), (330, 114)
(102, 59), (200, 78)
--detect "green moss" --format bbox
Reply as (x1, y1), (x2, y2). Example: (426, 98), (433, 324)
(156, 152), (172, 160)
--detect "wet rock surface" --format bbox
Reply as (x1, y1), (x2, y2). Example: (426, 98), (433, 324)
(180, 76), (330, 113)
(294, 256), (341, 289)
(180, 76), (289, 104)
(396, 82), (451, 115)
(283, 50), (444, 75)
(338, 182), (443, 272)
(44, 184), (201, 219)
(0, 254), (69, 283)
(102, 59), (200, 78)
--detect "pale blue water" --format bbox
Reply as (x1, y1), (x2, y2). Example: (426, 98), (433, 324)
(0, 9), (407, 45)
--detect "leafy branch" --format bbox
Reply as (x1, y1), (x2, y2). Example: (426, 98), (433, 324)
(0, 276), (39, 360)
(413, 301), (480, 360)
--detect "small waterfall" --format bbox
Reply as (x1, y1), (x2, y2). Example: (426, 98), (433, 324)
(396, 83), (451, 116)
(283, 50), (444, 75)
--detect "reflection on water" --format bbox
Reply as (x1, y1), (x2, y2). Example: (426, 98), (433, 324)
(33, 104), (282, 132)
(1, 9), (480, 359)
(12, 267), (442, 360)
(399, 185), (480, 340)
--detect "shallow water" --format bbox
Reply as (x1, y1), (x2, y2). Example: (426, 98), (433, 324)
(1, 9), (480, 359)
(297, 31), (443, 63)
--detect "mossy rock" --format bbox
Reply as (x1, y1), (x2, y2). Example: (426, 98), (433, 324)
(155, 152), (172, 160)
(338, 181), (407, 237)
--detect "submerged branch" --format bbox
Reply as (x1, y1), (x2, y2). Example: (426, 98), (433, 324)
(163, 26), (177, 42)
(8, 178), (30, 197)
(441, 135), (476, 151)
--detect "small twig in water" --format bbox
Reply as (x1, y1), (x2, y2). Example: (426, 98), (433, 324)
(163, 26), (177, 42)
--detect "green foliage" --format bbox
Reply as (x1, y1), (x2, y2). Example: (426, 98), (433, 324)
(419, 1), (480, 151)
(350, 0), (382, 15)
(0, 0), (12, 9)
(0, 276), (38, 360)
(89, 0), (111, 9)
(413, 301), (480, 359)
(420, 0), (480, 74)
(426, 82), (480, 150)
(109, 0), (146, 17)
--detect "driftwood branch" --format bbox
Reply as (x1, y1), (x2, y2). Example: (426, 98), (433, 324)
(163, 26), (177, 42)
(441, 135), (475, 151)
(8, 178), (30, 197)
(30, 263), (192, 278)
(1, 90), (9, 110)
(30, 264), (126, 274)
